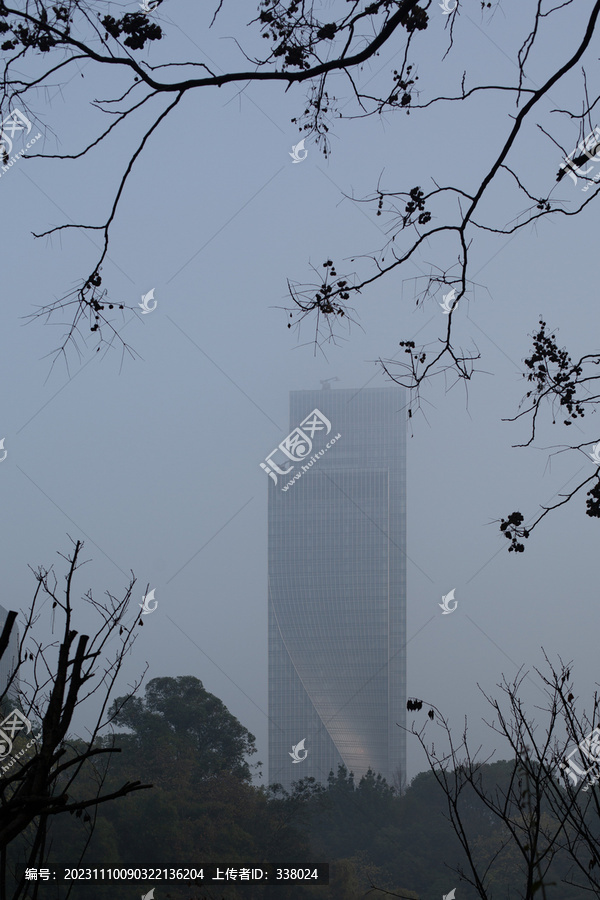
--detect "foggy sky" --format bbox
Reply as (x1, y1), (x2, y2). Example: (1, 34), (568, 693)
(1, 0), (598, 787)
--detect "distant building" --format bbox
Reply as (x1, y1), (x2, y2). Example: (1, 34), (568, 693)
(267, 385), (407, 792)
(0, 606), (20, 706)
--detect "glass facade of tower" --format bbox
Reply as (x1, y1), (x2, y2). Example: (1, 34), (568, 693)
(268, 387), (406, 792)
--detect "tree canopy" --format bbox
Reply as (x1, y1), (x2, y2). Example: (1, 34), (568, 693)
(107, 674), (260, 782)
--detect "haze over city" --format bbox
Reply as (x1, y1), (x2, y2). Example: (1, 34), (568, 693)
(1, 0), (600, 895)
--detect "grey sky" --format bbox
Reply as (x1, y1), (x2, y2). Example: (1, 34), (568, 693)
(1, 0), (598, 786)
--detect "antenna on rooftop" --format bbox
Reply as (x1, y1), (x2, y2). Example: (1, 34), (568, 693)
(320, 377), (340, 390)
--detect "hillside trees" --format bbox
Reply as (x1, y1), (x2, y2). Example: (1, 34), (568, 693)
(405, 655), (600, 898)
(0, 539), (151, 899)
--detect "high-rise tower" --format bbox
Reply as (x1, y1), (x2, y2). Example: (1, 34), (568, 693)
(0, 606), (20, 707)
(267, 385), (407, 792)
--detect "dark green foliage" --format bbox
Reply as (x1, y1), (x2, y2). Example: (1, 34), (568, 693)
(107, 674), (258, 782)
(0, 2), (71, 52)
(523, 320), (585, 424)
(7, 677), (594, 899)
(586, 476), (600, 517)
(500, 510), (529, 552)
(100, 13), (162, 50)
